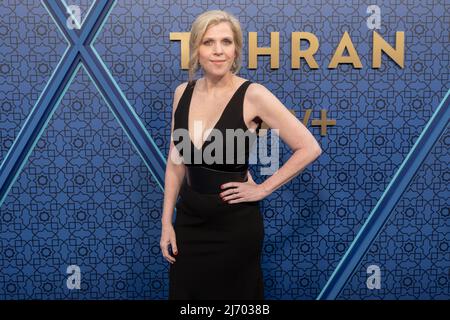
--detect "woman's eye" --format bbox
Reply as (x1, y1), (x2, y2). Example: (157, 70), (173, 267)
(203, 40), (231, 45)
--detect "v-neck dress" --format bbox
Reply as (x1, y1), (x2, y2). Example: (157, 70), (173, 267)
(169, 79), (264, 300)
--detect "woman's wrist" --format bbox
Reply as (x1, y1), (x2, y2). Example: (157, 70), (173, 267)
(161, 217), (173, 227)
(259, 182), (273, 197)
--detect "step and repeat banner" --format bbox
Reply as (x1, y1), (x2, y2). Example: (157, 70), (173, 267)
(0, 0), (448, 299)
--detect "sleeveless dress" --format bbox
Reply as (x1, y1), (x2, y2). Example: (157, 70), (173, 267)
(169, 79), (264, 300)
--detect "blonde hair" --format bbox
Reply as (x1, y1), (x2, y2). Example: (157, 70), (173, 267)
(188, 10), (243, 82)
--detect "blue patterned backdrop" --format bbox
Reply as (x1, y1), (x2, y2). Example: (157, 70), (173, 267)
(0, 0), (448, 299)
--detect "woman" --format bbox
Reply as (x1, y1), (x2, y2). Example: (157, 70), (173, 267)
(160, 10), (322, 300)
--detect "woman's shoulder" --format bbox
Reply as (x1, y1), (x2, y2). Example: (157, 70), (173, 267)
(175, 81), (190, 95)
(232, 76), (268, 97)
(245, 79), (270, 103)
(174, 80), (195, 100)
(172, 81), (191, 114)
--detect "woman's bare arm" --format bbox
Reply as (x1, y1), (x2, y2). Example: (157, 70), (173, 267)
(161, 83), (188, 227)
(247, 83), (322, 195)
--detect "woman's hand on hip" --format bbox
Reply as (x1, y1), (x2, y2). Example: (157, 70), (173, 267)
(219, 171), (270, 204)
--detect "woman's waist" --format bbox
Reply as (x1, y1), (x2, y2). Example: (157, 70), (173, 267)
(184, 165), (248, 194)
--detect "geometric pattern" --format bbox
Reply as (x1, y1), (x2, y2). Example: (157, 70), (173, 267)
(0, 0), (448, 299)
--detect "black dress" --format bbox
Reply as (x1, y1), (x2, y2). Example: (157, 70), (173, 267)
(169, 79), (264, 300)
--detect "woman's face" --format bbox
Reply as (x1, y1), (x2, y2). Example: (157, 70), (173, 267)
(198, 22), (236, 77)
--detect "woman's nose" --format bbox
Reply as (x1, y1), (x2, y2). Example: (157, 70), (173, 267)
(213, 44), (223, 53)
